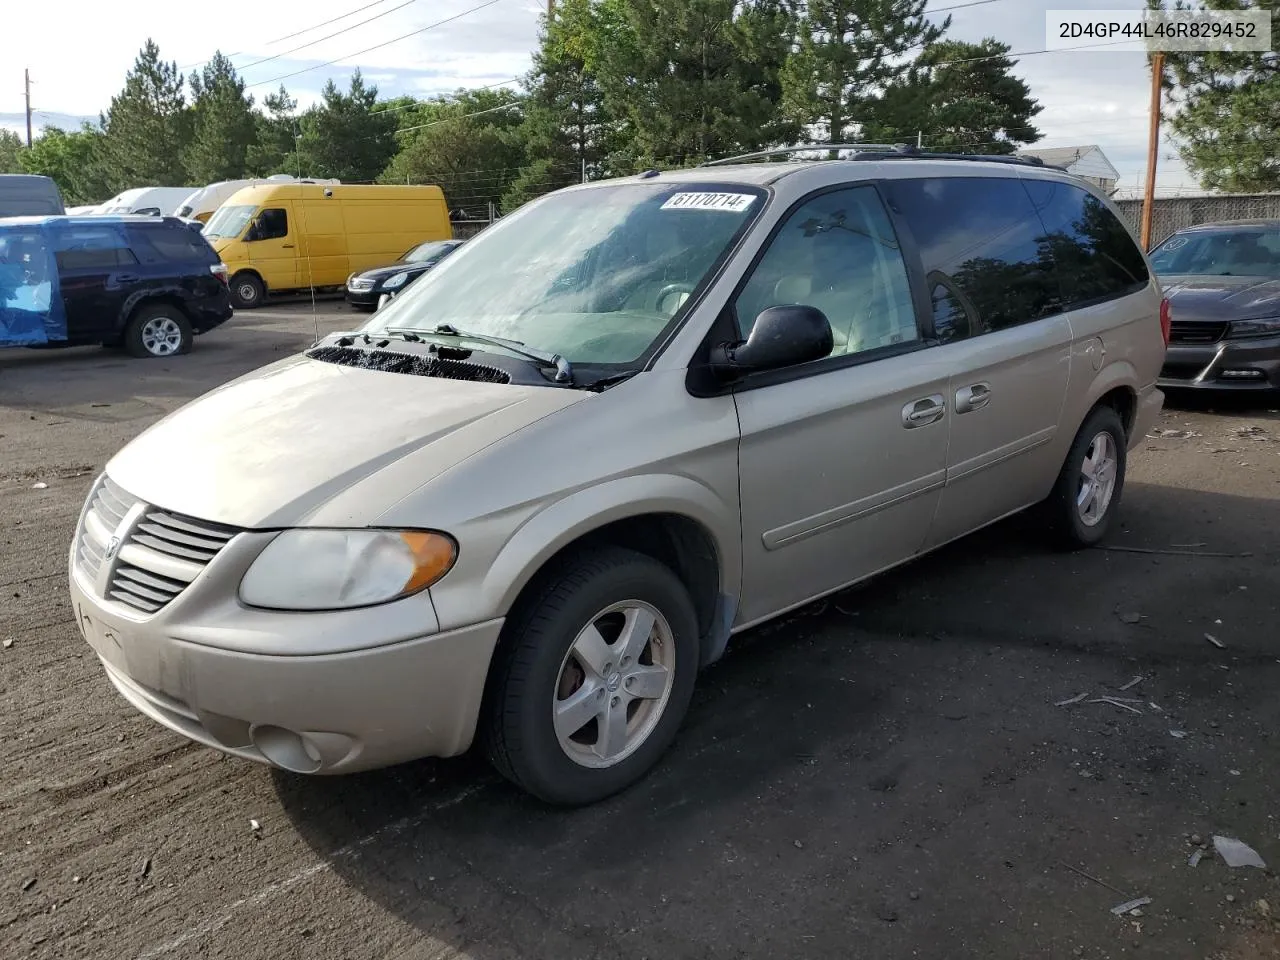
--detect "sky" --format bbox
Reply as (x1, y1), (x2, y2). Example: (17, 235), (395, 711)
(0, 0), (1202, 194)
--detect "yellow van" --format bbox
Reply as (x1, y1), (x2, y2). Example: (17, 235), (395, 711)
(201, 184), (451, 309)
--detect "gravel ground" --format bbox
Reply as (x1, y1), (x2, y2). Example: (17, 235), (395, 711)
(2, 303), (1279, 960)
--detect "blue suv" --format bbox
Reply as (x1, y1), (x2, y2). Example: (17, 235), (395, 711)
(0, 215), (233, 358)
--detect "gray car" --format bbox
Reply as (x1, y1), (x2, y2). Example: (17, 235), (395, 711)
(1150, 219), (1280, 391)
(68, 148), (1167, 805)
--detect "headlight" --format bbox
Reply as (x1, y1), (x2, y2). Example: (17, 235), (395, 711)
(239, 529), (457, 611)
(1228, 317), (1280, 338)
(383, 271), (410, 290)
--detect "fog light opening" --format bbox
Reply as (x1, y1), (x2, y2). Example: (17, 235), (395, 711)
(251, 725), (323, 773)
(1219, 369), (1265, 380)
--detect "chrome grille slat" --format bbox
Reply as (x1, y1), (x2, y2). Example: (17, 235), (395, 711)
(111, 576), (175, 605)
(75, 475), (242, 615)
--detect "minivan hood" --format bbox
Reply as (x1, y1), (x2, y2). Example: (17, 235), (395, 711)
(105, 355), (585, 528)
(1160, 275), (1280, 322)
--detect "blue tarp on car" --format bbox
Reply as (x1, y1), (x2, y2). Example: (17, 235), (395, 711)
(0, 219), (66, 346)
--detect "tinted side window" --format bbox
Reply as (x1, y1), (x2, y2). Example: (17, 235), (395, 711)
(51, 226), (137, 271)
(734, 186), (918, 359)
(256, 208), (288, 240)
(131, 225), (214, 265)
(886, 177), (1059, 334)
(1022, 179), (1149, 307)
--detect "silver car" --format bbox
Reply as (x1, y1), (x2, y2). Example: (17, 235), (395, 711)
(68, 149), (1168, 805)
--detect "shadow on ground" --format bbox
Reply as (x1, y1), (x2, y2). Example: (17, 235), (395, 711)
(276, 482), (1280, 959)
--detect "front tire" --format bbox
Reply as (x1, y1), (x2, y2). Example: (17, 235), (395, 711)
(123, 304), (193, 359)
(229, 272), (264, 310)
(1044, 405), (1127, 549)
(485, 547), (700, 806)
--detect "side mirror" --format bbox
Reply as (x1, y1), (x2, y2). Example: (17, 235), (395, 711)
(712, 305), (834, 377)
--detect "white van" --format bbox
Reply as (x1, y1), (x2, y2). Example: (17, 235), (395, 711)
(96, 187), (200, 217)
(178, 175), (340, 224)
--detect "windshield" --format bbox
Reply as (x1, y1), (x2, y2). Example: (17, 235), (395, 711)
(365, 183), (764, 366)
(1150, 227), (1280, 277)
(402, 240), (456, 263)
(203, 204), (257, 240)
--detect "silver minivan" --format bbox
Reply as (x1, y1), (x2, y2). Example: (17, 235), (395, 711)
(69, 148), (1168, 805)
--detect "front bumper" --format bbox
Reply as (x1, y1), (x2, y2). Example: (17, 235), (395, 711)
(1158, 334), (1280, 391)
(68, 522), (503, 775)
(344, 285), (381, 308)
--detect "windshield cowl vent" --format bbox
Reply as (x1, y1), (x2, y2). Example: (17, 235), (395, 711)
(305, 345), (511, 384)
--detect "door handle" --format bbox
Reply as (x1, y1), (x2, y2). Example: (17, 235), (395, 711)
(281, 243), (295, 249)
(955, 382), (992, 414)
(902, 394), (946, 428)
(114, 273), (140, 283)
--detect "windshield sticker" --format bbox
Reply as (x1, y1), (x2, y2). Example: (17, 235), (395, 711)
(1161, 237), (1188, 250)
(661, 192), (756, 213)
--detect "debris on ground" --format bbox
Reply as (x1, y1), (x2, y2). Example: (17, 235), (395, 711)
(1213, 836), (1267, 869)
(1111, 896), (1152, 916)
(1089, 697), (1144, 715)
(1119, 676), (1144, 691)
(1233, 425), (1267, 439)
(1170, 730), (1188, 739)
(72, 875), (82, 883)
(1189, 849), (1205, 867)
(1205, 634), (1226, 649)
(138, 857), (152, 880)
(21, 877), (37, 892)
(1118, 611), (1142, 624)
(1058, 860), (1130, 897)
(2, 638), (13, 649)
(1148, 428), (1200, 439)
(1257, 899), (1272, 920)
(31, 482), (48, 490)
(250, 818), (262, 833)
(1056, 692), (1088, 707)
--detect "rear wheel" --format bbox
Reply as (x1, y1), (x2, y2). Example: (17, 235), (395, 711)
(123, 304), (193, 359)
(485, 547), (699, 806)
(229, 272), (264, 310)
(1044, 405), (1127, 549)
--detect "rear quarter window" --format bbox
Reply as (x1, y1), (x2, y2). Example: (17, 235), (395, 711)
(1021, 179), (1149, 307)
(130, 224), (217, 265)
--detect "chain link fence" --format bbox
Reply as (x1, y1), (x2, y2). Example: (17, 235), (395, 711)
(1114, 194), (1280, 247)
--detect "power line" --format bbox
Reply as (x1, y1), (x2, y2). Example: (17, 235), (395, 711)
(244, 0), (509, 90)
(236, 0), (423, 74)
(370, 75), (523, 115)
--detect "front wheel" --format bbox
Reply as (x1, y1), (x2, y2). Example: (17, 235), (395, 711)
(229, 272), (264, 310)
(123, 304), (193, 359)
(1044, 405), (1127, 549)
(484, 547), (700, 805)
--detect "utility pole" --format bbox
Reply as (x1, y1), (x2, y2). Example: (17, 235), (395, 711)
(1140, 52), (1165, 252)
(24, 68), (33, 148)
(547, 0), (554, 18)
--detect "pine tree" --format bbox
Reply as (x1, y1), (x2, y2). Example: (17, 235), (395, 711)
(868, 39), (1042, 154)
(597, 0), (796, 168)
(247, 86), (299, 177)
(187, 52), (257, 183)
(98, 40), (190, 189)
(782, 0), (947, 143)
(0, 129), (23, 174)
(295, 71), (397, 181)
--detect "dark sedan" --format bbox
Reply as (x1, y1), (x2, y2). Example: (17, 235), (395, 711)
(1151, 220), (1280, 391)
(345, 239), (465, 311)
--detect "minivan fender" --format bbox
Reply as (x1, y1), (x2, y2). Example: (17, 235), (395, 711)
(433, 473), (741, 636)
(1060, 358), (1142, 457)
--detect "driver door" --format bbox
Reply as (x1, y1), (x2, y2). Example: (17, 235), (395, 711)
(733, 185), (950, 624)
(246, 204), (299, 292)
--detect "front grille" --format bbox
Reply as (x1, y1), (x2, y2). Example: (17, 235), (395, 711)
(1169, 320), (1228, 344)
(76, 475), (241, 615)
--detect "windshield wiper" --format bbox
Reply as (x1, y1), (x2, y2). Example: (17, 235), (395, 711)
(393, 324), (573, 384)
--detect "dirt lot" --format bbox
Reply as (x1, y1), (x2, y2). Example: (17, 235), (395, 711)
(2, 303), (1279, 960)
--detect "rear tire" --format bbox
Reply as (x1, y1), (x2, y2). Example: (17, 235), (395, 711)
(484, 546), (700, 806)
(123, 304), (193, 359)
(1044, 405), (1127, 549)
(229, 272), (264, 310)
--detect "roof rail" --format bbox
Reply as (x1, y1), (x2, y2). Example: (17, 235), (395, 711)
(699, 143), (910, 167)
(699, 142), (1050, 169)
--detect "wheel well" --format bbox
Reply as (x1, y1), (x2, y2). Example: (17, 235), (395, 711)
(230, 268), (265, 290)
(126, 295), (190, 328)
(511, 513), (722, 647)
(1096, 386), (1136, 438)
